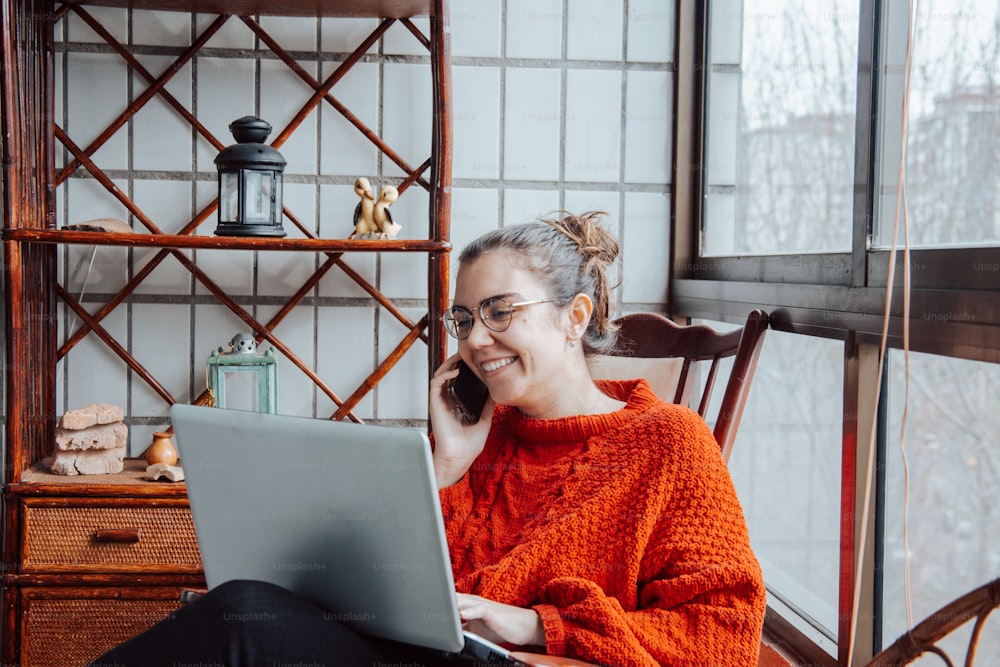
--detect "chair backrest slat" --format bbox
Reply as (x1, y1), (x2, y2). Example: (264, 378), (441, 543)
(592, 309), (769, 461)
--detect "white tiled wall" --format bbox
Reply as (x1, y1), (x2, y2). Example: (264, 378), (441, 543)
(52, 1), (676, 452)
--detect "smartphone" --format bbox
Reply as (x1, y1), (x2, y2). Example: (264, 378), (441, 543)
(448, 360), (489, 424)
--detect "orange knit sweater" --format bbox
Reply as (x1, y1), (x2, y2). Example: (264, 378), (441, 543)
(439, 379), (766, 667)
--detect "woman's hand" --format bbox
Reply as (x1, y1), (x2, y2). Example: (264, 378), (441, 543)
(429, 354), (495, 488)
(457, 593), (545, 648)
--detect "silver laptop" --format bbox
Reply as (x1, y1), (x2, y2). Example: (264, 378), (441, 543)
(170, 403), (519, 663)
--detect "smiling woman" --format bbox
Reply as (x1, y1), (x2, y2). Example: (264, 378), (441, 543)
(89, 212), (767, 667)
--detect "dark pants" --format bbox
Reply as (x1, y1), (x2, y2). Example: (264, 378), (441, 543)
(88, 579), (463, 667)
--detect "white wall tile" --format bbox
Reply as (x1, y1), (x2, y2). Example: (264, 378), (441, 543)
(320, 18), (380, 54)
(626, 0), (675, 63)
(449, 188), (500, 284)
(66, 53), (128, 171)
(64, 177), (129, 229)
(382, 17), (430, 55)
(567, 0), (623, 61)
(451, 0), (502, 57)
(66, 6), (127, 44)
(317, 183), (377, 298)
(132, 55), (194, 173)
(259, 183), (318, 296)
(316, 306), (375, 419)
(66, 306), (128, 415)
(564, 69), (622, 182)
(624, 70), (672, 184)
(621, 192), (671, 303)
(503, 190), (562, 227)
(63, 179), (129, 295)
(130, 303), (191, 416)
(257, 304), (315, 417)
(376, 307), (428, 419)
(132, 179), (192, 235)
(194, 181), (254, 298)
(379, 252), (429, 301)
(195, 58), (256, 172)
(258, 16), (318, 52)
(62, 242), (129, 303)
(193, 248), (254, 297)
(133, 10), (191, 47)
(382, 63), (432, 179)
(563, 191), (621, 224)
(453, 66), (501, 180)
(504, 68), (561, 181)
(260, 58), (319, 175)
(196, 13), (254, 50)
(505, 0), (563, 59)
(194, 180), (221, 236)
(319, 61), (380, 177)
(131, 179), (193, 296)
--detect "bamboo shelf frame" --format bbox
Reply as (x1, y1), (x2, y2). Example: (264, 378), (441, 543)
(2, 0), (454, 473)
(2, 0), (454, 659)
(3, 229), (452, 253)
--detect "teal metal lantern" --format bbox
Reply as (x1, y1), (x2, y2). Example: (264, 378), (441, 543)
(206, 333), (278, 413)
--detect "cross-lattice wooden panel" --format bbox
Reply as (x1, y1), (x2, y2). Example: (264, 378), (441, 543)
(52, 3), (451, 425)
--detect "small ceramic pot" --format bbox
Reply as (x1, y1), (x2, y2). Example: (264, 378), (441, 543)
(147, 431), (179, 466)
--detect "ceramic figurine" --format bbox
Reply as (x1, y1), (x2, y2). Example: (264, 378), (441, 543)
(373, 185), (401, 238)
(350, 177), (377, 238)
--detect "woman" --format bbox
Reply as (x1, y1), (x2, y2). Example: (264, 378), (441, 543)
(90, 212), (765, 667)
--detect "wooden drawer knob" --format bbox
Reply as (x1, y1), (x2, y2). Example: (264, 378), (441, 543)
(93, 528), (142, 544)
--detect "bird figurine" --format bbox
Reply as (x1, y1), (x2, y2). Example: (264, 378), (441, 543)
(349, 177), (377, 238)
(373, 185), (401, 239)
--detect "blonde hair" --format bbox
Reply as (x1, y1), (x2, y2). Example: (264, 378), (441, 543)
(458, 211), (620, 355)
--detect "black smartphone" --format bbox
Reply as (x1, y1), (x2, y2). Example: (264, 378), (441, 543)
(448, 360), (489, 424)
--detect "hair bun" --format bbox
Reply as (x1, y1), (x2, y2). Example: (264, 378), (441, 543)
(545, 211), (619, 267)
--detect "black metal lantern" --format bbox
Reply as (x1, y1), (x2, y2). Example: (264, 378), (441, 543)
(214, 116), (287, 237)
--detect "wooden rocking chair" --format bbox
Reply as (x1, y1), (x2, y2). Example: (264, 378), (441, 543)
(865, 577), (1000, 667)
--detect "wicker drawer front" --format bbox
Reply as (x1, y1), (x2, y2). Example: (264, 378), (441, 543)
(22, 588), (182, 667)
(22, 501), (202, 573)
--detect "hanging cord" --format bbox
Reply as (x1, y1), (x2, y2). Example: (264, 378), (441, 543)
(56, 245), (99, 374)
(847, 0), (918, 663)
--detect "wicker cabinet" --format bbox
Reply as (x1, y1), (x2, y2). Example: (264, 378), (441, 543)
(1, 0), (452, 663)
(21, 587), (189, 667)
(5, 462), (204, 666)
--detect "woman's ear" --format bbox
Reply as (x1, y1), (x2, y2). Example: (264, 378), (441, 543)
(566, 293), (594, 340)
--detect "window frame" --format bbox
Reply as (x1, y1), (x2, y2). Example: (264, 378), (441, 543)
(673, 1), (1000, 664)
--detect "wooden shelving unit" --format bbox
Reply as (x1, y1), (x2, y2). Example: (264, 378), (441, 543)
(1, 0), (452, 662)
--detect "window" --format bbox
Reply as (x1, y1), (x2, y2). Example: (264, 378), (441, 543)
(679, 0), (1000, 662)
(882, 351), (1000, 663)
(727, 331), (843, 634)
(875, 0), (1000, 248)
(703, 0), (859, 256)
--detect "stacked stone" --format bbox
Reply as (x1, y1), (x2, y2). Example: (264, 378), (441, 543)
(51, 403), (127, 475)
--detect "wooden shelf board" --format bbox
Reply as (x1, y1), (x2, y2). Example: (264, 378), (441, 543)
(7, 459), (190, 496)
(58, 0), (438, 18)
(3, 228), (451, 253)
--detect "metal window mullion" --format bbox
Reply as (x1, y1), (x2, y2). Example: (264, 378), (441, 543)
(851, 0), (881, 289)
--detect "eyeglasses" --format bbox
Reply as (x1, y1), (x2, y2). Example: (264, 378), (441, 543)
(442, 297), (556, 340)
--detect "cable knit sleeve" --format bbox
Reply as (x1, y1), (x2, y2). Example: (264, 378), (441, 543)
(531, 408), (766, 667)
